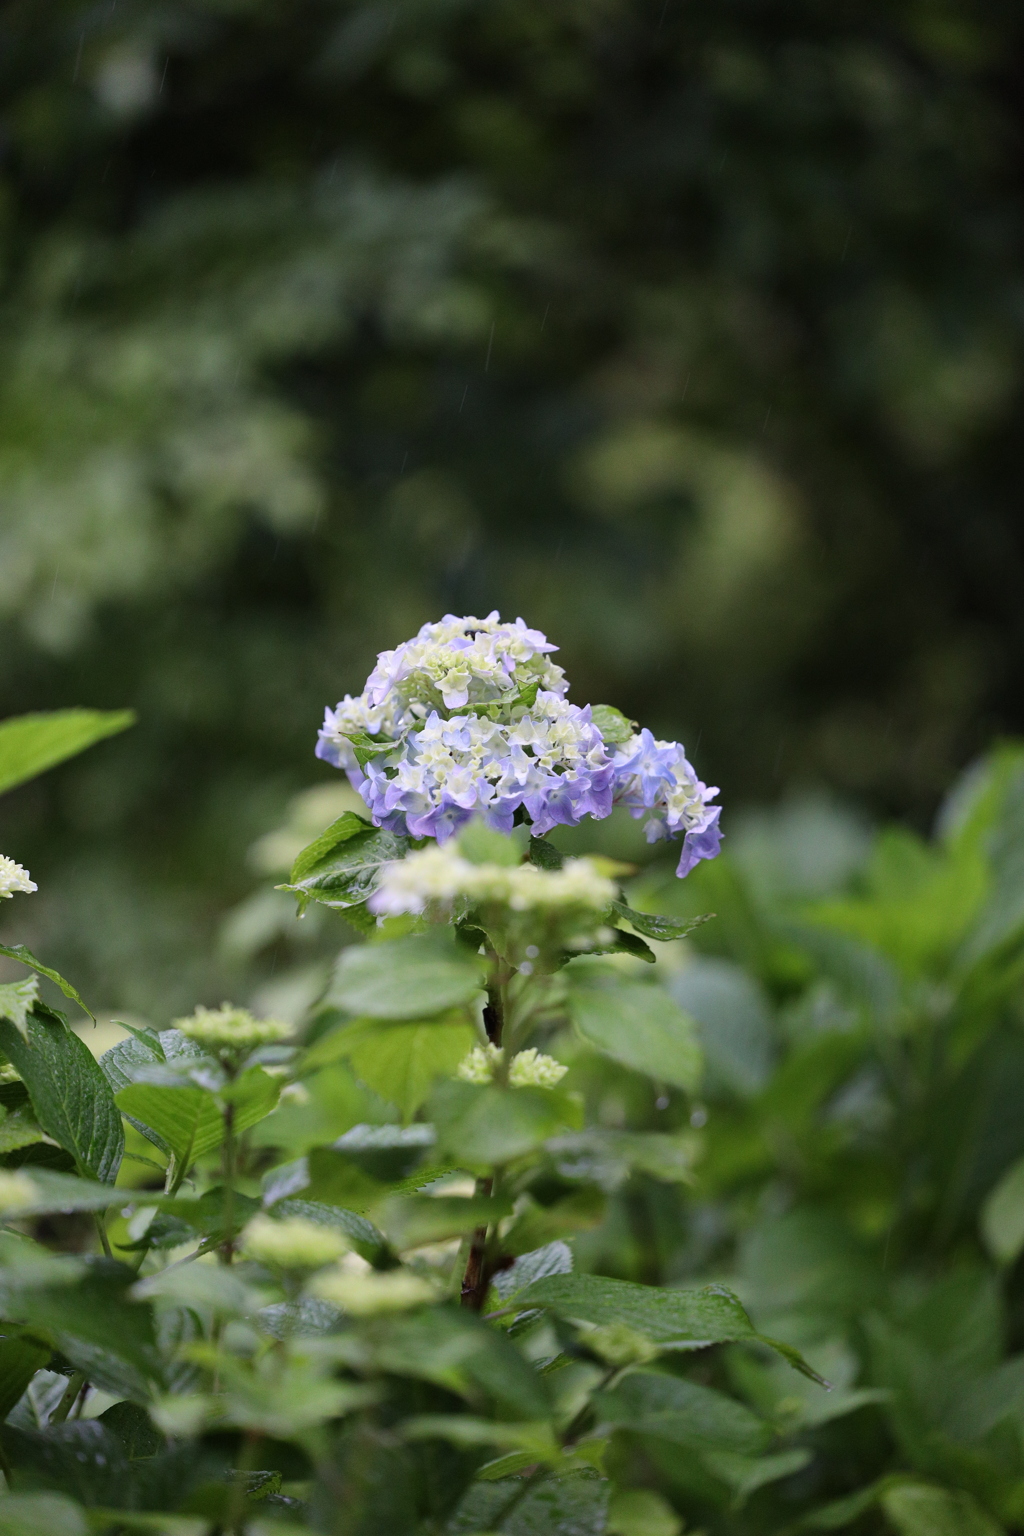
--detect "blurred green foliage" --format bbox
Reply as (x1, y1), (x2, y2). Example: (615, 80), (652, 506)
(3, 0), (1024, 1011)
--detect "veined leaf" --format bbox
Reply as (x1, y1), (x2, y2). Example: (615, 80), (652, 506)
(0, 976), (40, 1039)
(0, 1007), (123, 1182)
(290, 810), (375, 882)
(115, 1066), (278, 1173)
(5, 1168), (136, 1215)
(375, 1193), (513, 1249)
(0, 708), (135, 798)
(279, 825), (411, 914)
(610, 900), (714, 944)
(326, 930), (483, 1019)
(568, 977), (702, 1091)
(326, 1015), (476, 1120)
(431, 1079), (575, 1166)
(516, 1274), (826, 1382)
(0, 1492), (88, 1536)
(0, 946), (93, 1022)
(590, 704), (638, 744)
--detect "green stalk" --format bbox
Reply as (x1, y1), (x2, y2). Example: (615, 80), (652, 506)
(220, 1100), (236, 1265)
(49, 1371), (87, 1425)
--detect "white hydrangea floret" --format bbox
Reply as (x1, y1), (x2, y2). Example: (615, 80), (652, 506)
(309, 1266), (436, 1316)
(508, 1048), (569, 1089)
(173, 1004), (292, 1053)
(369, 843), (615, 918)
(457, 1044), (567, 1089)
(241, 1213), (348, 1270)
(0, 855), (36, 899)
(0, 1169), (38, 1214)
(456, 1043), (503, 1083)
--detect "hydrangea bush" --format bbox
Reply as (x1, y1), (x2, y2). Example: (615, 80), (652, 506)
(0, 631), (835, 1536)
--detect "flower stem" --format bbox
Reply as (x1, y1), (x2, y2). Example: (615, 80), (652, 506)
(221, 1101), (236, 1265)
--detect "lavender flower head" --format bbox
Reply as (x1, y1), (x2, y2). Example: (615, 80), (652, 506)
(316, 612), (721, 875)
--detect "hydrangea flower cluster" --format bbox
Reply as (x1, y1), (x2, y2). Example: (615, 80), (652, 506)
(0, 855), (36, 899)
(174, 1004), (292, 1056)
(457, 1043), (568, 1088)
(0, 1169), (38, 1214)
(367, 841), (615, 918)
(611, 729), (723, 877)
(318, 612), (721, 877)
(310, 1266), (436, 1315)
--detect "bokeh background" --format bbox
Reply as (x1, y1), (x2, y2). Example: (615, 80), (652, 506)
(3, 0), (1023, 1020)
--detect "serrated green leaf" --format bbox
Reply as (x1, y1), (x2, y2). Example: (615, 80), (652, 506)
(568, 979), (702, 1091)
(326, 931), (483, 1019)
(0, 947), (93, 1022)
(1, 1259), (159, 1382)
(880, 1481), (1003, 1536)
(597, 1370), (772, 1455)
(329, 1016), (476, 1119)
(115, 1066), (277, 1175)
(516, 1274), (826, 1381)
(0, 976), (40, 1039)
(279, 825), (411, 914)
(586, 926), (656, 963)
(0, 709), (135, 798)
(453, 1471), (608, 1536)
(0, 1008), (123, 1182)
(290, 811), (375, 883)
(96, 1400), (163, 1460)
(590, 704), (638, 744)
(610, 900), (714, 943)
(528, 836), (564, 871)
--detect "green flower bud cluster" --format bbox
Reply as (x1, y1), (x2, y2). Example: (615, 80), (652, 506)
(241, 1213), (349, 1271)
(173, 1004), (292, 1054)
(457, 1043), (568, 1088)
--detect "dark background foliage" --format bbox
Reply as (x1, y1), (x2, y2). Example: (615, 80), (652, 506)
(3, 0), (1024, 1014)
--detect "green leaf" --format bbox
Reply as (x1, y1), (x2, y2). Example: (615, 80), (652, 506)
(0, 709), (135, 798)
(0, 1493), (88, 1536)
(279, 825), (411, 914)
(456, 821), (525, 867)
(0, 1103), (48, 1155)
(0, 1333), (52, 1421)
(0, 1007), (123, 1182)
(453, 1471), (609, 1536)
(115, 1071), (275, 1176)
(338, 729), (401, 767)
(0, 977), (40, 1039)
(605, 1489), (682, 1536)
(289, 810), (375, 882)
(568, 978), (702, 1091)
(528, 836), (564, 871)
(516, 1274), (827, 1381)
(0, 948), (93, 1022)
(981, 1153), (1024, 1265)
(586, 926), (656, 964)
(590, 705), (638, 745)
(611, 899), (714, 943)
(597, 1370), (772, 1455)
(2, 1258), (159, 1381)
(368, 1307), (551, 1419)
(326, 931), (483, 1019)
(6, 1168), (136, 1215)
(880, 1482), (1004, 1536)
(96, 1400), (164, 1460)
(376, 1193), (513, 1249)
(326, 1016), (476, 1119)
(431, 1080), (573, 1166)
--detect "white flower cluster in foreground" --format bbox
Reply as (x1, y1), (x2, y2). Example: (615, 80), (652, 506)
(241, 1213), (348, 1270)
(0, 855), (36, 899)
(173, 1004), (292, 1053)
(457, 1043), (568, 1088)
(0, 1169), (38, 1214)
(310, 1266), (436, 1315)
(368, 841), (615, 917)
